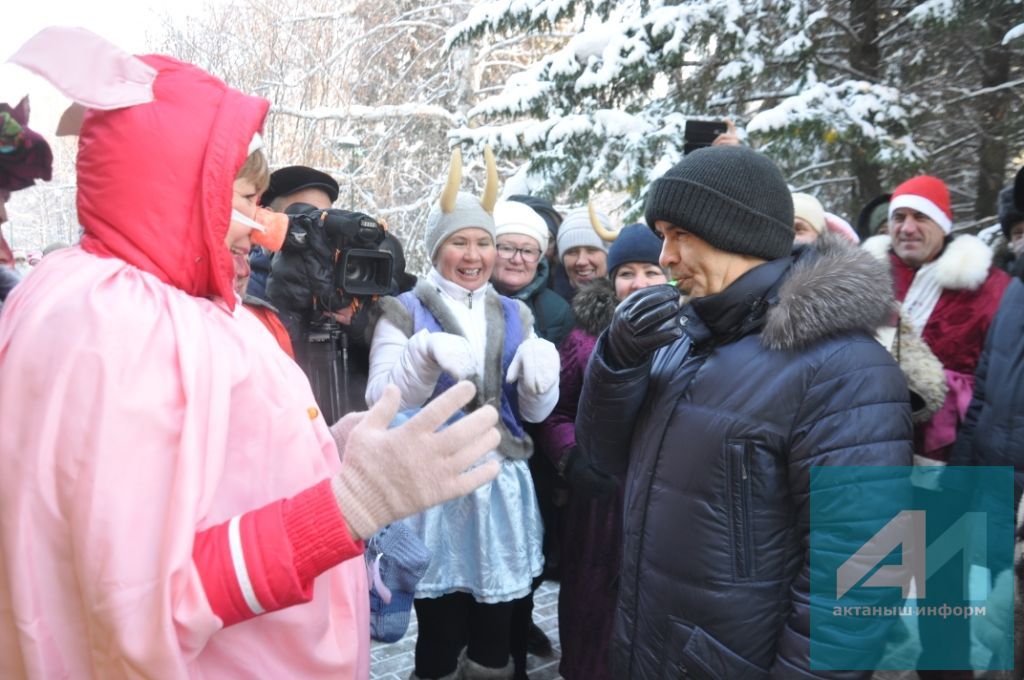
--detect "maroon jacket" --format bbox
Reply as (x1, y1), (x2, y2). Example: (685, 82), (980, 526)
(538, 279), (620, 680)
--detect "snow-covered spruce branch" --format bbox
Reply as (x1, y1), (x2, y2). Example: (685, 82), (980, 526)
(928, 131), (981, 158)
(946, 77), (1024, 104)
(792, 176), (856, 192)
(815, 57), (878, 82)
(707, 90), (799, 107)
(271, 104), (465, 126)
(788, 159), (843, 181)
(821, 15), (857, 40)
(478, 33), (577, 59)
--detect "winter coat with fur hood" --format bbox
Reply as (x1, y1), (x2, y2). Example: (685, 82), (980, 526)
(576, 236), (914, 679)
(951, 277), (1024, 506)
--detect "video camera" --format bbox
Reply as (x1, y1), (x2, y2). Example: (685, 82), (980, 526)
(267, 203), (394, 314)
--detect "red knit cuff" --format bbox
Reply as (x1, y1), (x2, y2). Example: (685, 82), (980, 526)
(282, 478), (364, 585)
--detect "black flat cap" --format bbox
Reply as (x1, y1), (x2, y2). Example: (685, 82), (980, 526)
(260, 165), (340, 207)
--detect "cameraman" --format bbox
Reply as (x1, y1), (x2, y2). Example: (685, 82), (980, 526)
(260, 166), (394, 422)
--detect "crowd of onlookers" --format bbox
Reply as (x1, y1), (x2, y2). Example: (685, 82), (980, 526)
(3, 25), (1024, 680)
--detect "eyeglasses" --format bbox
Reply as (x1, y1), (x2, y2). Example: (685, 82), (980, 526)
(496, 243), (542, 263)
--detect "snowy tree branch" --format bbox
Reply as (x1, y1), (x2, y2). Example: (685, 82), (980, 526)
(271, 104), (465, 126)
(946, 77), (1024, 104)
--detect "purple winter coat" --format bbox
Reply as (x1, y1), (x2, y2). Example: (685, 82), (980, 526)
(538, 278), (621, 680)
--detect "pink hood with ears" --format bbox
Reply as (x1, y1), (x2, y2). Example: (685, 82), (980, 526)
(76, 54), (268, 310)
(0, 43), (369, 678)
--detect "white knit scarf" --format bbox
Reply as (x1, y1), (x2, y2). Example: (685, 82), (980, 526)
(901, 260), (943, 335)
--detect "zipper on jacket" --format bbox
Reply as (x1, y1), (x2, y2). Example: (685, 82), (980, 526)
(731, 442), (755, 579)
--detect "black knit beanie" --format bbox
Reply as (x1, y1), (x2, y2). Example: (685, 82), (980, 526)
(997, 184), (1024, 240)
(644, 146), (794, 260)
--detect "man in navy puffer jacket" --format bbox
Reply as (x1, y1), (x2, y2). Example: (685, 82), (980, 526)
(576, 146), (914, 679)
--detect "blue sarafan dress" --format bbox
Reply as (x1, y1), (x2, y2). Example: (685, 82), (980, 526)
(405, 455), (543, 603)
(370, 273), (547, 604)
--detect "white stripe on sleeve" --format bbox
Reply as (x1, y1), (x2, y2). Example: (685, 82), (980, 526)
(228, 514), (265, 616)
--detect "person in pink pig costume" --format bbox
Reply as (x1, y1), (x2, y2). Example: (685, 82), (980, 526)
(0, 27), (500, 679)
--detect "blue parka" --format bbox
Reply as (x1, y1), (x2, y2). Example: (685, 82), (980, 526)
(576, 235), (914, 679)
(951, 276), (1024, 506)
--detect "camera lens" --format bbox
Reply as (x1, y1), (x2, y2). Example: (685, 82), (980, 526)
(346, 260), (368, 282)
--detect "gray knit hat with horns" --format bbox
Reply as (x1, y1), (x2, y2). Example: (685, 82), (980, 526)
(644, 146), (794, 260)
(424, 192), (496, 260)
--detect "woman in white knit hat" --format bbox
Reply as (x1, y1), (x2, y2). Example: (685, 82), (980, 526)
(791, 191), (826, 244)
(367, 148), (560, 680)
(491, 199), (574, 347)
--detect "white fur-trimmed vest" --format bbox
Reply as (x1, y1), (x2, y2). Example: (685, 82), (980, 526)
(377, 280), (534, 460)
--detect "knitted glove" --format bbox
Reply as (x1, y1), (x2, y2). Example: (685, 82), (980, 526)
(506, 337), (560, 395)
(405, 329), (476, 380)
(329, 411), (365, 460)
(332, 381), (501, 540)
(605, 284), (682, 369)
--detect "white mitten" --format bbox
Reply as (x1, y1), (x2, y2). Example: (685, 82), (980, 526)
(332, 381), (502, 540)
(404, 329), (475, 380)
(427, 332), (476, 379)
(506, 337), (560, 395)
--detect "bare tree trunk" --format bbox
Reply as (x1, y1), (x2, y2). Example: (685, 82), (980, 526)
(848, 0), (884, 218)
(972, 13), (1012, 220)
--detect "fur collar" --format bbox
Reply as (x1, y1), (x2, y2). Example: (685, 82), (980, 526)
(862, 233), (994, 291)
(571, 278), (618, 337)
(762, 232), (895, 350)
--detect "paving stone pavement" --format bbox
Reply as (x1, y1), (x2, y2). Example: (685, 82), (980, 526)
(370, 583), (997, 680)
(370, 580), (563, 680)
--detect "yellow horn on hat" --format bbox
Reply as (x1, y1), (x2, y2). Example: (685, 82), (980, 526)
(440, 147), (462, 214)
(481, 145), (499, 214)
(589, 202), (619, 241)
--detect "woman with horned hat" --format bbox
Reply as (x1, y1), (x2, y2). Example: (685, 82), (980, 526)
(367, 147), (560, 680)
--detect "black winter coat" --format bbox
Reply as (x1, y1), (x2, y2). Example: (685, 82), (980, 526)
(576, 236), (914, 679)
(951, 277), (1024, 506)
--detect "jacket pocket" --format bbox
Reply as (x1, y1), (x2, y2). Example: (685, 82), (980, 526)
(727, 440), (755, 580)
(660, 617), (770, 680)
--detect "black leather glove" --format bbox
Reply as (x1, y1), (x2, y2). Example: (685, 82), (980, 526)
(561, 447), (618, 499)
(604, 284), (683, 369)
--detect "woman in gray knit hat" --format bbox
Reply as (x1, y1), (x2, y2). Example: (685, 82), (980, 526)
(556, 206), (612, 294)
(367, 148), (560, 680)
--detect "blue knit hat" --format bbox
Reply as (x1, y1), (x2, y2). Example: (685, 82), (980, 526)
(607, 223), (664, 278)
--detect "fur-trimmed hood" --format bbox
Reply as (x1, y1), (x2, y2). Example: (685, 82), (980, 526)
(571, 278), (618, 337)
(762, 232), (896, 350)
(862, 233), (994, 291)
